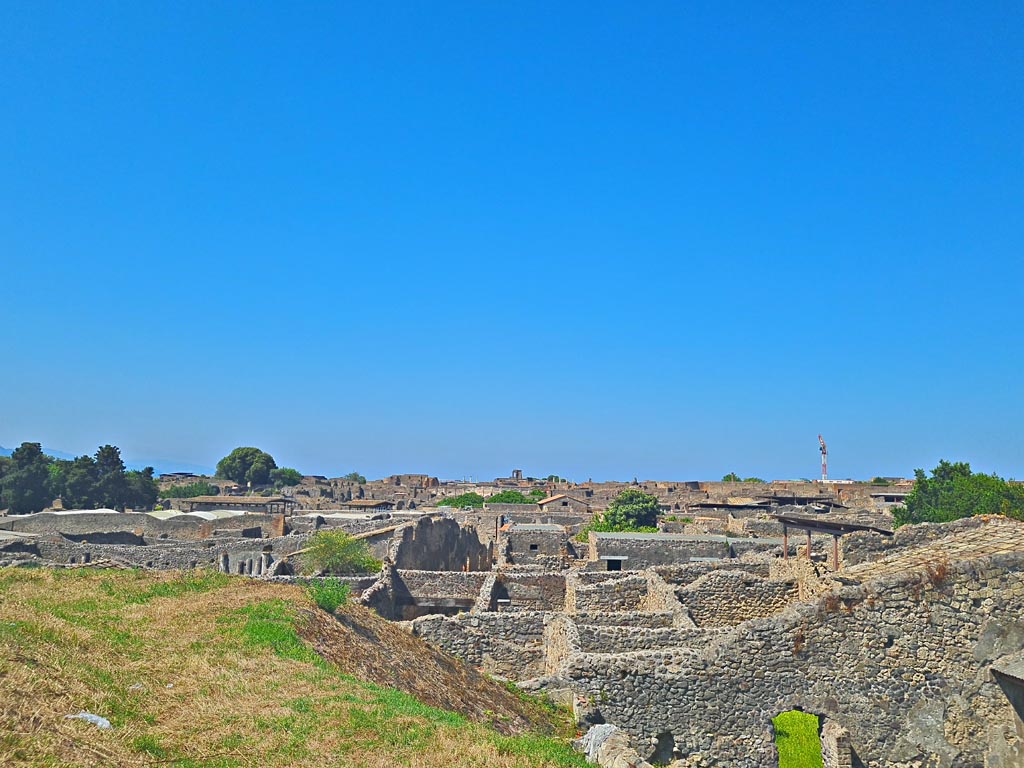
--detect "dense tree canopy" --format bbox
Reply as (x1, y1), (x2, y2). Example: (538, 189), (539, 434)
(216, 447), (278, 486)
(722, 472), (764, 483)
(342, 472), (367, 484)
(271, 467), (303, 487)
(486, 490), (535, 505)
(0, 442), (158, 514)
(0, 443), (51, 514)
(160, 481), (220, 499)
(603, 489), (661, 530)
(443, 492), (485, 509)
(893, 461), (1024, 526)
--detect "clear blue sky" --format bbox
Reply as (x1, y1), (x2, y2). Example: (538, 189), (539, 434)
(2, 3), (1022, 482)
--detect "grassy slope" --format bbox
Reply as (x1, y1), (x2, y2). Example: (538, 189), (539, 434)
(773, 710), (824, 768)
(0, 567), (586, 768)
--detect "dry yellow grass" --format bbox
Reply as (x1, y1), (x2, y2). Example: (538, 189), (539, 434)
(0, 567), (585, 768)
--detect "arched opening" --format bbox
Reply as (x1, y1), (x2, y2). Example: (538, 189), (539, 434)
(772, 709), (823, 768)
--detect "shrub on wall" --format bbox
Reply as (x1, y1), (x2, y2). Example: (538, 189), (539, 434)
(302, 530), (382, 575)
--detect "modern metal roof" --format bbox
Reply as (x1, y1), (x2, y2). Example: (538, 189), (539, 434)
(772, 513), (893, 537)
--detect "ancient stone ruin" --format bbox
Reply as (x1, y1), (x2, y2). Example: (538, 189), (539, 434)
(2, 478), (1022, 767)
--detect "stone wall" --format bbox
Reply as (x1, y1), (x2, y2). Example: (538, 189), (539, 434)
(22, 533), (307, 574)
(676, 569), (799, 628)
(589, 533), (731, 569)
(505, 528), (567, 566)
(561, 551), (1024, 767)
(0, 511), (285, 541)
(387, 516), (493, 571)
(573, 573), (649, 612)
(843, 515), (988, 566)
(543, 613), (581, 675)
(396, 570), (492, 601)
(411, 611), (548, 679)
(495, 573), (567, 612)
(575, 625), (727, 654)
(357, 568), (488, 620)
(655, 560), (771, 588)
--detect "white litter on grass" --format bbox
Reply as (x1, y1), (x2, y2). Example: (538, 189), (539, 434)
(65, 712), (111, 729)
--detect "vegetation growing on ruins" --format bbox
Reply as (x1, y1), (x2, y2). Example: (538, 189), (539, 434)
(722, 473), (765, 483)
(160, 480), (220, 499)
(893, 460), (1024, 526)
(271, 467), (303, 486)
(0, 568), (586, 768)
(772, 710), (824, 768)
(529, 489), (546, 500)
(302, 530), (383, 575)
(307, 577), (352, 612)
(575, 489), (660, 540)
(603, 489), (661, 530)
(0, 442), (159, 514)
(488, 490), (537, 505)
(444, 492), (486, 508)
(215, 446), (278, 486)
(343, 471), (367, 484)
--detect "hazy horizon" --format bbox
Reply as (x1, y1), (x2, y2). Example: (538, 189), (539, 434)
(4, 4), (1022, 483)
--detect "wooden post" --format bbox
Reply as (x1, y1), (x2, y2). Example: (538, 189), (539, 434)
(833, 535), (841, 571)
(783, 525), (789, 560)
(806, 529), (812, 560)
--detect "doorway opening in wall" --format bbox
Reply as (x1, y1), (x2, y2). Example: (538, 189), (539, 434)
(606, 559), (622, 572)
(772, 709), (822, 768)
(649, 731), (676, 765)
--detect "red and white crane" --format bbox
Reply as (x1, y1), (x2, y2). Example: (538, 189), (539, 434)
(818, 434), (828, 482)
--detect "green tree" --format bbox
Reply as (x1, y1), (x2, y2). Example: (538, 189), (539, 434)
(487, 490), (534, 505)
(160, 481), (220, 499)
(342, 471), (367, 484)
(47, 459), (71, 501)
(722, 472), (742, 482)
(216, 447), (278, 486)
(125, 468), (159, 510)
(743, 477), (766, 484)
(603, 489), (661, 530)
(528, 489), (546, 500)
(444, 492), (485, 509)
(62, 455), (99, 509)
(271, 467), (303, 487)
(870, 476), (890, 485)
(0, 442), (52, 514)
(301, 531), (383, 575)
(893, 460), (1024, 526)
(93, 445), (128, 509)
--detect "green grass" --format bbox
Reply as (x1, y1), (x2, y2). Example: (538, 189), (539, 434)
(0, 568), (588, 768)
(773, 710), (823, 768)
(307, 577), (352, 612)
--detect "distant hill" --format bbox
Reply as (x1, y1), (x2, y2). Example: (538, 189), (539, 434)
(0, 445), (213, 476)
